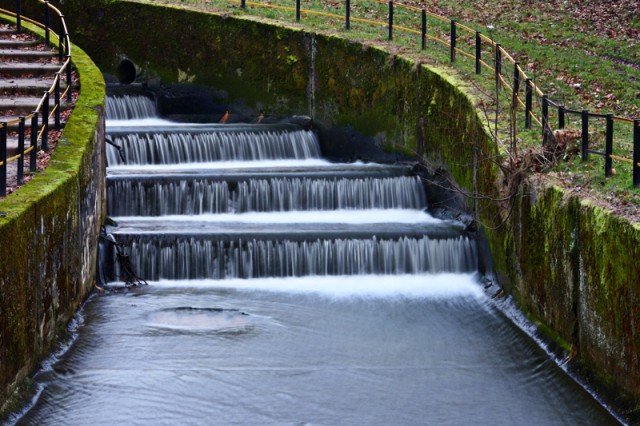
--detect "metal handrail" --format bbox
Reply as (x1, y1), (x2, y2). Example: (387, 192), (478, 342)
(0, 0), (74, 196)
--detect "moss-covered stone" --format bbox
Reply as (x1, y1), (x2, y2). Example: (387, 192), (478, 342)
(0, 14), (105, 409)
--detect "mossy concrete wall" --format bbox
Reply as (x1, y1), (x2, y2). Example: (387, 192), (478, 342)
(510, 185), (640, 410)
(15, 0), (640, 414)
(0, 17), (106, 406)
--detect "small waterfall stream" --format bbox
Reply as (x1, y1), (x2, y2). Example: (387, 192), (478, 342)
(102, 96), (478, 279)
(107, 176), (428, 215)
(106, 95), (156, 120)
(12, 94), (617, 425)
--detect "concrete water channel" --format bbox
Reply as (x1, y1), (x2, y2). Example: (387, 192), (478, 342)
(10, 94), (619, 424)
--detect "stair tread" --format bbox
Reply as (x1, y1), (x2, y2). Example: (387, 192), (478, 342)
(0, 96), (59, 107)
(0, 40), (39, 47)
(0, 62), (62, 70)
(0, 78), (60, 89)
(0, 49), (55, 56)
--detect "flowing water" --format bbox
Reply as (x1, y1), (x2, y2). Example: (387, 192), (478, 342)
(12, 95), (618, 425)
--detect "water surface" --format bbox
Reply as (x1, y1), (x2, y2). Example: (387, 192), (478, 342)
(17, 275), (616, 425)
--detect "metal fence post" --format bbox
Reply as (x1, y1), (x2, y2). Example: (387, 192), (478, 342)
(58, 17), (64, 61)
(581, 110), (589, 160)
(558, 106), (565, 129)
(475, 32), (481, 74)
(296, 0), (300, 21)
(42, 91), (49, 152)
(525, 78), (532, 129)
(605, 114), (613, 177)
(345, 0), (350, 29)
(241, 0), (246, 9)
(30, 113), (37, 172)
(450, 20), (456, 62)
(542, 95), (549, 145)
(0, 123), (6, 197)
(421, 7), (426, 50)
(66, 56), (73, 102)
(495, 44), (502, 89)
(44, 1), (50, 45)
(16, 0), (22, 32)
(634, 120), (640, 187)
(388, 1), (393, 41)
(513, 63), (520, 95)
(17, 116), (25, 185)
(54, 74), (61, 130)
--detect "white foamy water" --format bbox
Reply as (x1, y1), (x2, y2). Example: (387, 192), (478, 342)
(148, 273), (483, 299)
(111, 209), (443, 225)
(107, 159), (341, 172)
(106, 118), (173, 127)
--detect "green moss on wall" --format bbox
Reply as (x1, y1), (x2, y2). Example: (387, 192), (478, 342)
(0, 15), (105, 407)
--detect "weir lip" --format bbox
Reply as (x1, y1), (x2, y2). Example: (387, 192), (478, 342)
(106, 123), (302, 136)
(105, 162), (413, 179)
(108, 219), (465, 241)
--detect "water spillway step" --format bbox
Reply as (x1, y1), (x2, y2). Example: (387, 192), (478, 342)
(109, 235), (477, 280)
(106, 127), (321, 166)
(106, 123), (303, 136)
(109, 217), (464, 241)
(105, 161), (412, 178)
(106, 95), (157, 120)
(106, 176), (427, 216)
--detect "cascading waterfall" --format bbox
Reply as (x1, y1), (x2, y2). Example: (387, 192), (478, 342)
(107, 176), (427, 216)
(106, 95), (157, 120)
(118, 236), (477, 280)
(106, 129), (321, 166)
(103, 94), (479, 283)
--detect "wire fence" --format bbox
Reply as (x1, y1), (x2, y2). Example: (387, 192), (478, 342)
(0, 0), (73, 197)
(228, 0), (640, 187)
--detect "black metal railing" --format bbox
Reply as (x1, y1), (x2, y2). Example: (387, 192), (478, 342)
(0, 0), (73, 197)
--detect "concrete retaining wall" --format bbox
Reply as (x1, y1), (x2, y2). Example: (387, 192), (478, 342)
(0, 16), (105, 408)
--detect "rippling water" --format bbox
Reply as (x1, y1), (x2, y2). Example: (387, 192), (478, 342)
(15, 275), (616, 425)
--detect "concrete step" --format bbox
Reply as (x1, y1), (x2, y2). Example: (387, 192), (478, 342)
(0, 39), (39, 48)
(0, 96), (62, 114)
(0, 63), (62, 77)
(4, 137), (22, 157)
(0, 78), (65, 94)
(0, 115), (56, 131)
(3, 137), (42, 157)
(0, 49), (56, 60)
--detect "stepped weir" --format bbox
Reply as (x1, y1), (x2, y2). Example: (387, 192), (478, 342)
(13, 94), (618, 424)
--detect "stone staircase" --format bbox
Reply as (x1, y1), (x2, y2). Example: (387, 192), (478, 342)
(0, 21), (66, 191)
